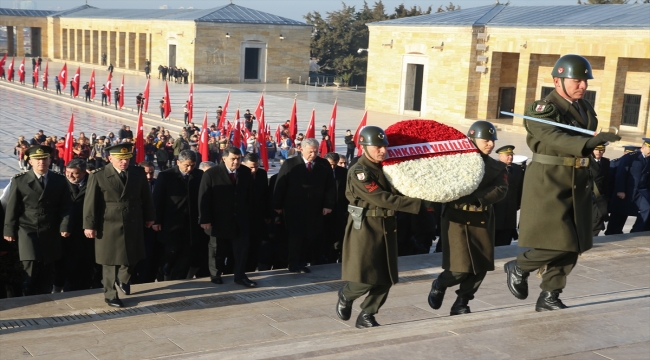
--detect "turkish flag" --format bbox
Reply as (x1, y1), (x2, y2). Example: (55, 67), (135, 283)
(58, 63), (67, 90)
(219, 91), (230, 129)
(187, 83), (194, 123)
(72, 66), (80, 97)
(254, 93), (264, 124)
(305, 109), (316, 139)
(0, 53), (6, 78)
(119, 74), (125, 109)
(43, 62), (49, 89)
(258, 110), (269, 171)
(33, 64), (38, 88)
(354, 110), (367, 156)
(163, 81), (171, 118)
(275, 124), (282, 144)
(199, 111), (209, 162)
(89, 69), (95, 99)
(289, 98), (298, 142)
(105, 71), (112, 103)
(143, 78), (150, 113)
(328, 100), (337, 152)
(232, 119), (242, 149)
(63, 114), (75, 165)
(135, 109), (144, 163)
(7, 57), (14, 81)
(18, 58), (25, 83)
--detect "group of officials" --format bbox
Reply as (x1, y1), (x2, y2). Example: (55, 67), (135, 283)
(1, 54), (641, 328)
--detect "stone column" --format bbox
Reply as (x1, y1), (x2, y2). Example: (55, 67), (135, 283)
(476, 52), (502, 120)
(7, 26), (15, 56)
(16, 26), (24, 57)
(108, 31), (116, 67)
(68, 28), (74, 61)
(83, 29), (91, 63)
(91, 30), (98, 64)
(512, 52), (539, 125)
(77, 29), (83, 62)
(598, 57), (626, 129)
(126, 32), (136, 69)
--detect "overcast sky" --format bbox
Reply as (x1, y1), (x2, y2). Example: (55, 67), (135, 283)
(1, 0), (580, 22)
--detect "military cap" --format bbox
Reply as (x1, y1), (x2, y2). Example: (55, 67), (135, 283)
(26, 145), (53, 159)
(594, 144), (606, 151)
(642, 138), (650, 147)
(496, 145), (515, 155)
(105, 143), (133, 159)
(623, 145), (640, 153)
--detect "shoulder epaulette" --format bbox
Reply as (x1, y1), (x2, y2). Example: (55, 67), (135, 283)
(90, 167), (105, 174)
(13, 172), (26, 178)
(526, 99), (558, 118)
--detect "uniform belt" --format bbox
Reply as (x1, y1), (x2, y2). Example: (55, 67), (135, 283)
(532, 153), (590, 168)
(453, 204), (488, 212)
(366, 209), (395, 217)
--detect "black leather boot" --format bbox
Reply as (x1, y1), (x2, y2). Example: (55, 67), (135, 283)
(355, 311), (380, 329)
(504, 260), (529, 300)
(336, 288), (353, 321)
(449, 297), (471, 316)
(535, 290), (568, 312)
(427, 278), (446, 310)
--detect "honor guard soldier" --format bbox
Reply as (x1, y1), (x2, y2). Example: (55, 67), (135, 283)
(505, 55), (621, 311)
(83, 143), (155, 307)
(335, 126), (424, 328)
(605, 145), (640, 234)
(493, 145), (524, 246)
(3, 145), (72, 295)
(613, 138), (650, 232)
(427, 121), (508, 316)
(590, 143), (610, 236)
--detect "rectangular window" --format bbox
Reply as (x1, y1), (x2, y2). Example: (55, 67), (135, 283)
(541, 86), (553, 99)
(622, 94), (642, 127)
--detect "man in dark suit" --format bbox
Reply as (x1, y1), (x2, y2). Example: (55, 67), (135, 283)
(273, 138), (336, 273)
(493, 145), (524, 246)
(590, 144), (610, 236)
(614, 138), (650, 232)
(4, 145), (72, 295)
(152, 150), (204, 280)
(323, 152), (349, 263)
(199, 146), (256, 288)
(605, 146), (639, 235)
(135, 161), (160, 284)
(242, 153), (270, 272)
(83, 143), (155, 307)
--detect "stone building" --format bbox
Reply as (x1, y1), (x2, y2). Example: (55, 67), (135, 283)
(0, 3), (312, 83)
(366, 4), (650, 135)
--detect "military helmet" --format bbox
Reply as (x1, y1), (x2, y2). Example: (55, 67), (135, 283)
(467, 121), (497, 141)
(358, 126), (389, 147)
(551, 54), (593, 80)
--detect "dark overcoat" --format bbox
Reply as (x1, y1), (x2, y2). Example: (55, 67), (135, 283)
(83, 164), (155, 265)
(441, 154), (508, 274)
(518, 90), (598, 253)
(152, 167), (203, 248)
(4, 170), (71, 263)
(493, 163), (523, 231)
(341, 155), (421, 285)
(272, 156), (336, 234)
(198, 162), (252, 239)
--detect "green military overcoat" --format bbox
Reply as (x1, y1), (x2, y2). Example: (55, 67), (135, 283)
(341, 155), (422, 285)
(83, 164), (155, 265)
(518, 90), (597, 253)
(441, 154), (508, 273)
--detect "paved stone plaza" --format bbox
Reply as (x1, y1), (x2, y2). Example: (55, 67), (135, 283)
(0, 233), (648, 359)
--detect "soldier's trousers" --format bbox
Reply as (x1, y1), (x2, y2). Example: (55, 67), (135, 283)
(103, 265), (134, 300)
(436, 270), (487, 300)
(516, 249), (579, 293)
(22, 261), (54, 295)
(342, 282), (391, 315)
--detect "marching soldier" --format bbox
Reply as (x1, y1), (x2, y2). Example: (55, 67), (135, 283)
(493, 145), (524, 246)
(505, 55), (620, 311)
(3, 145), (72, 295)
(613, 138), (650, 232)
(427, 121), (508, 316)
(605, 145), (640, 235)
(335, 126), (424, 328)
(590, 143), (610, 236)
(83, 143), (155, 307)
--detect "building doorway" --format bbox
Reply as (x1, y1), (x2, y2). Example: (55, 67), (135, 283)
(244, 48), (260, 80)
(498, 87), (516, 118)
(404, 64), (424, 112)
(168, 44), (176, 67)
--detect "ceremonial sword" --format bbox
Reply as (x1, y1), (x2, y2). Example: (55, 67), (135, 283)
(500, 111), (619, 136)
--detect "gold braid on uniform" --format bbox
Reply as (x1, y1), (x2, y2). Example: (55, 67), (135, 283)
(523, 100), (558, 137)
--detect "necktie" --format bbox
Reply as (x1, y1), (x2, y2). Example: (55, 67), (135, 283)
(573, 101), (588, 124)
(119, 171), (127, 184)
(307, 162), (312, 172)
(37, 176), (44, 189)
(229, 173), (236, 184)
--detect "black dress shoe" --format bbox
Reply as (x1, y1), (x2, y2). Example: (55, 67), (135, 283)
(115, 280), (130, 295)
(210, 275), (223, 284)
(504, 260), (529, 300)
(105, 298), (124, 308)
(235, 278), (257, 288)
(355, 311), (380, 329)
(300, 267), (311, 274)
(336, 288), (353, 321)
(427, 279), (446, 310)
(535, 290), (568, 312)
(450, 297), (471, 316)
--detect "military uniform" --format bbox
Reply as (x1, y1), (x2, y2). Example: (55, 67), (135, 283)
(613, 139), (650, 232)
(3, 145), (71, 295)
(493, 145), (524, 246)
(83, 144), (155, 305)
(605, 146), (640, 235)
